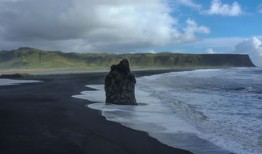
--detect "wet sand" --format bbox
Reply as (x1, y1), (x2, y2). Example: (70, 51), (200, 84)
(0, 70), (192, 154)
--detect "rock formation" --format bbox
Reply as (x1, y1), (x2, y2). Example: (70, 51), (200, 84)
(105, 59), (137, 105)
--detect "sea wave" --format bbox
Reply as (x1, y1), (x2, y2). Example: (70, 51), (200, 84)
(73, 68), (262, 154)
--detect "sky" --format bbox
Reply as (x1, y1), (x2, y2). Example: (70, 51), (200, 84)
(0, 0), (261, 66)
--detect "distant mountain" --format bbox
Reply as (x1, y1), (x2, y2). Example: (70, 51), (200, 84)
(0, 47), (255, 70)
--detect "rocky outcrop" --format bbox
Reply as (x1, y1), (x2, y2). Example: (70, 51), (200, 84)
(105, 59), (137, 105)
(0, 73), (31, 79)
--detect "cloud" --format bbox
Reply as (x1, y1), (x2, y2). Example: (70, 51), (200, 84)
(0, 0), (209, 52)
(206, 48), (215, 54)
(205, 0), (242, 16)
(194, 37), (243, 50)
(181, 19), (210, 42)
(164, 37), (248, 54)
(234, 37), (262, 67)
(177, 0), (202, 10)
(257, 4), (262, 13)
(176, 0), (243, 17)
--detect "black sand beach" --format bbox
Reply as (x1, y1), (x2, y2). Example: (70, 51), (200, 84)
(0, 70), (192, 154)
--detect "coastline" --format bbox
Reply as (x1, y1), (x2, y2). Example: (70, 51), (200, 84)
(74, 74), (233, 154)
(0, 70), (192, 154)
(0, 66), (235, 75)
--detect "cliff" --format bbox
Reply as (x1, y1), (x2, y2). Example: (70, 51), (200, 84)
(0, 47), (255, 70)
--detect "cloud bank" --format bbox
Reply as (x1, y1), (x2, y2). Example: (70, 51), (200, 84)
(0, 0), (209, 52)
(234, 37), (262, 67)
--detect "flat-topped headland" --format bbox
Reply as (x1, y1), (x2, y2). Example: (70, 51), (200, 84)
(0, 47), (255, 72)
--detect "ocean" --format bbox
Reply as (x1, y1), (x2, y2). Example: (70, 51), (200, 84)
(73, 68), (262, 154)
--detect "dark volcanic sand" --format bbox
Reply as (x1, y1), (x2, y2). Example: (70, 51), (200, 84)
(0, 70), (192, 154)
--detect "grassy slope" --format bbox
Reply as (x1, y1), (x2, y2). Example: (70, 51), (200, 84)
(0, 47), (255, 70)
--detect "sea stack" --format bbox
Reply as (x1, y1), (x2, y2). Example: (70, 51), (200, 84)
(105, 59), (137, 105)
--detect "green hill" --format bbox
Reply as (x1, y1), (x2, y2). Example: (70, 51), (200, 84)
(0, 47), (255, 70)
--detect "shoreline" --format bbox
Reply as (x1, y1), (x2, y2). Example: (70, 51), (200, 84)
(75, 78), (232, 154)
(0, 70), (192, 154)
(0, 66), (242, 75)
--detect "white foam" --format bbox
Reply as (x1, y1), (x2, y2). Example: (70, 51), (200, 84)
(73, 84), (231, 154)
(0, 79), (41, 86)
(73, 68), (262, 154)
(74, 85), (197, 133)
(136, 68), (262, 154)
